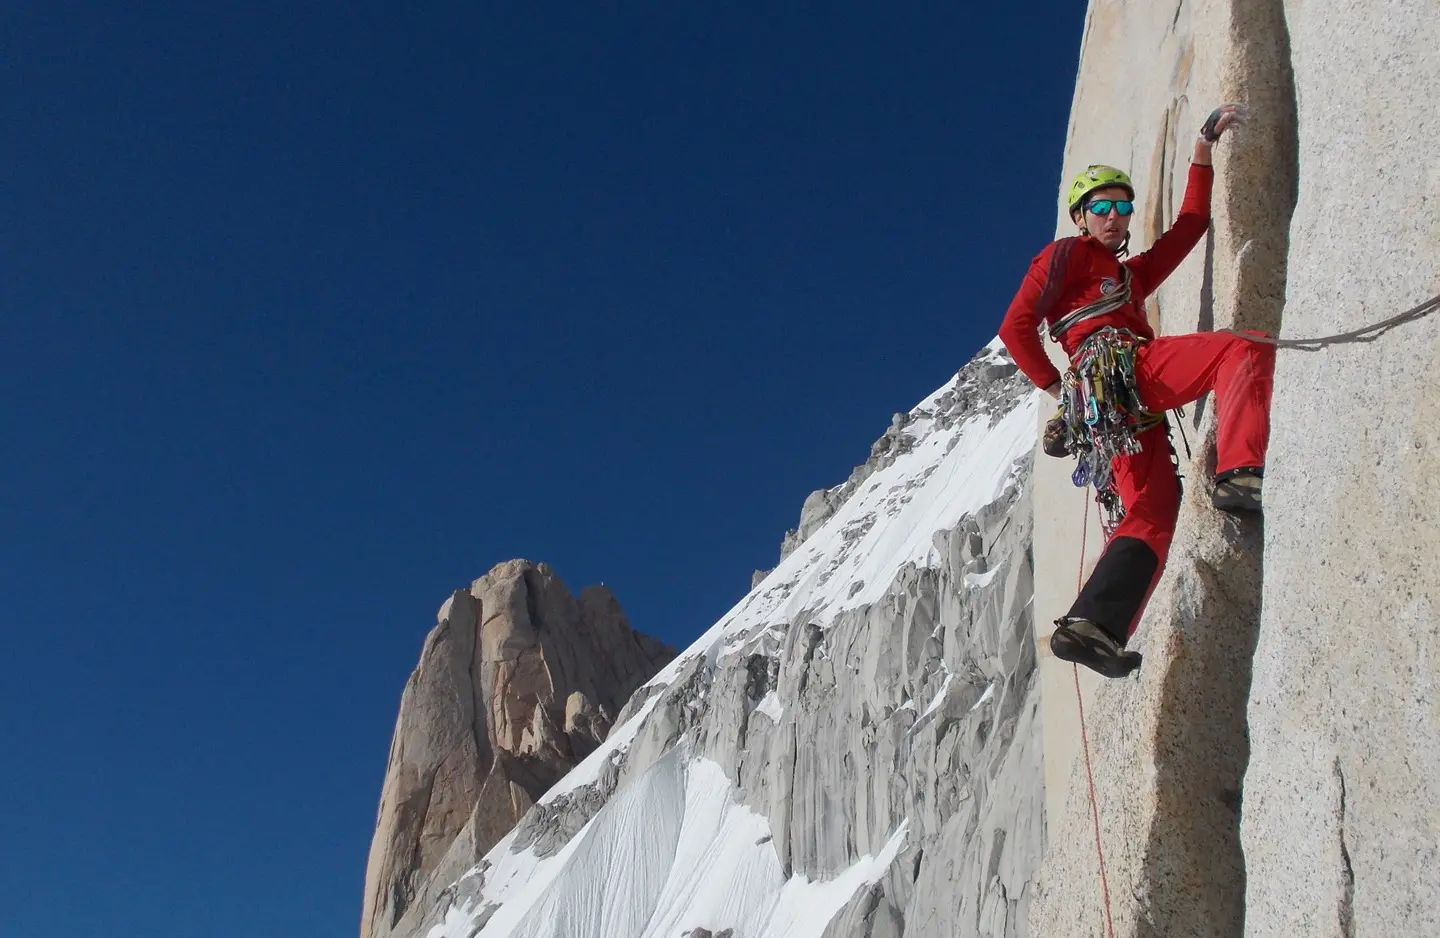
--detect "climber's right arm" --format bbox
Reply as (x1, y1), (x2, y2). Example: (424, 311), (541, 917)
(997, 240), (1072, 394)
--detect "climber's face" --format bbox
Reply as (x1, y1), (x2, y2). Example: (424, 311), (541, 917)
(1075, 185), (1133, 250)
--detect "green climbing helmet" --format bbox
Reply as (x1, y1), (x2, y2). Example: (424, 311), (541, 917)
(1066, 165), (1135, 214)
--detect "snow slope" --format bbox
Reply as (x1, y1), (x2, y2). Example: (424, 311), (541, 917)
(651, 340), (1036, 688)
(415, 341), (1040, 938)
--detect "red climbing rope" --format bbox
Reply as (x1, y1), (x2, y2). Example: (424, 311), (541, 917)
(1072, 487), (1117, 938)
(1073, 665), (1117, 938)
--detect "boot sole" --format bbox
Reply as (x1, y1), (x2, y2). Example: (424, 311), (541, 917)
(1051, 626), (1143, 679)
(1212, 491), (1263, 514)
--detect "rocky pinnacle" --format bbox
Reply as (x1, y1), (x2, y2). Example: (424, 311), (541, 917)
(359, 560), (674, 938)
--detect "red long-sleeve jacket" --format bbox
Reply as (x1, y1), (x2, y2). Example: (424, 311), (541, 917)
(997, 163), (1214, 389)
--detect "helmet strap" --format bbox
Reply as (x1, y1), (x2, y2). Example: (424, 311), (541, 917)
(1077, 223), (1131, 257)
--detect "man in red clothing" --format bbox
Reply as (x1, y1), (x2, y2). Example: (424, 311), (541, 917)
(997, 103), (1275, 679)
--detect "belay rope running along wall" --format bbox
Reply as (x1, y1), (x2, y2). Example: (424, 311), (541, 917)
(1222, 289), (1439, 349)
(1073, 490), (1118, 938)
(1057, 287), (1438, 935)
(1045, 288), (1440, 531)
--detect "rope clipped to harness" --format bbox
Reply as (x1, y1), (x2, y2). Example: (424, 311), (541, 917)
(1044, 327), (1164, 536)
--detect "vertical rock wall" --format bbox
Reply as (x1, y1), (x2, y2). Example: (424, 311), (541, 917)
(1033, 1), (1437, 936)
(713, 484), (1042, 938)
(1242, 4), (1440, 936)
(360, 6), (1439, 935)
(1031, 0), (1300, 934)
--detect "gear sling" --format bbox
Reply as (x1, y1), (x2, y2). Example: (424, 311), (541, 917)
(997, 161), (1275, 648)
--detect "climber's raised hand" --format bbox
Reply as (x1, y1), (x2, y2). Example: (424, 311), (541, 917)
(1199, 103), (1250, 143)
(1192, 103), (1250, 165)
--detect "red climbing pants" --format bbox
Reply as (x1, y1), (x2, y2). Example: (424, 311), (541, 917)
(1066, 330), (1275, 641)
(1136, 330), (1274, 475)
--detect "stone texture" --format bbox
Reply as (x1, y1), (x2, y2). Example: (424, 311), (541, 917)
(1033, 2), (1438, 937)
(1243, 4), (1440, 936)
(620, 494), (1041, 934)
(360, 561), (674, 938)
(1030, 503), (1264, 938)
(432, 350), (1047, 937)
(1030, 0), (1300, 934)
(365, 5), (1440, 934)
(733, 480), (1041, 934)
(393, 346), (1046, 937)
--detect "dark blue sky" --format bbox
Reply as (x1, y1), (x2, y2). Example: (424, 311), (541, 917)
(1, 3), (1084, 935)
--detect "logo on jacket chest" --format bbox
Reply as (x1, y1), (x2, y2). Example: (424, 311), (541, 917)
(1100, 277), (1121, 296)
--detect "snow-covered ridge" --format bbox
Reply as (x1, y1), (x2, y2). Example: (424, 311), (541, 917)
(648, 339), (1035, 689)
(414, 339), (1042, 938)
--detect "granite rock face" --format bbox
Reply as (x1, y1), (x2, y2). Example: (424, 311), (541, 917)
(1243, 4), (1440, 936)
(712, 481), (1041, 937)
(360, 561), (675, 938)
(1030, 1), (1438, 936)
(364, 5), (1439, 934)
(1027, 0), (1292, 932)
(401, 345), (1048, 937)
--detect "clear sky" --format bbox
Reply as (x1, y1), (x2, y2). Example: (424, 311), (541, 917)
(2, 3), (1085, 935)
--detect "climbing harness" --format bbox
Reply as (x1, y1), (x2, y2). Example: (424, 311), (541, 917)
(1045, 318), (1165, 537)
(1040, 266), (1157, 534)
(1044, 287), (1440, 537)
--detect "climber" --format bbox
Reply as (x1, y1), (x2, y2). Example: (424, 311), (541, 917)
(996, 104), (1275, 680)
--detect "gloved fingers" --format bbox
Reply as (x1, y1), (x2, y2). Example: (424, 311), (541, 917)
(1200, 102), (1251, 142)
(1213, 102), (1252, 134)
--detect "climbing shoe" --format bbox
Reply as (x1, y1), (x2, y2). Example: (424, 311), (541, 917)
(1212, 468), (1263, 514)
(1051, 619), (1143, 679)
(1042, 408), (1072, 458)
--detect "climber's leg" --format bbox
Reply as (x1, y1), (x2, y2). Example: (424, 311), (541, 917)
(1133, 330), (1275, 474)
(1062, 423), (1180, 643)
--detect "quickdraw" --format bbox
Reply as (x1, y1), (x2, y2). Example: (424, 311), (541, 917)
(1044, 327), (1164, 537)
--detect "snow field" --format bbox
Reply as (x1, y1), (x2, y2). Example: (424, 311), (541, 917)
(426, 345), (1033, 937)
(432, 751), (907, 938)
(649, 352), (1036, 690)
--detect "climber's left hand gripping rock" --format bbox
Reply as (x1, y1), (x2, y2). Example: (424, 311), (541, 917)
(1199, 102), (1251, 143)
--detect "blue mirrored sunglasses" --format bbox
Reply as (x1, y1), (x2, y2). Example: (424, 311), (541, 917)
(1086, 199), (1134, 216)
